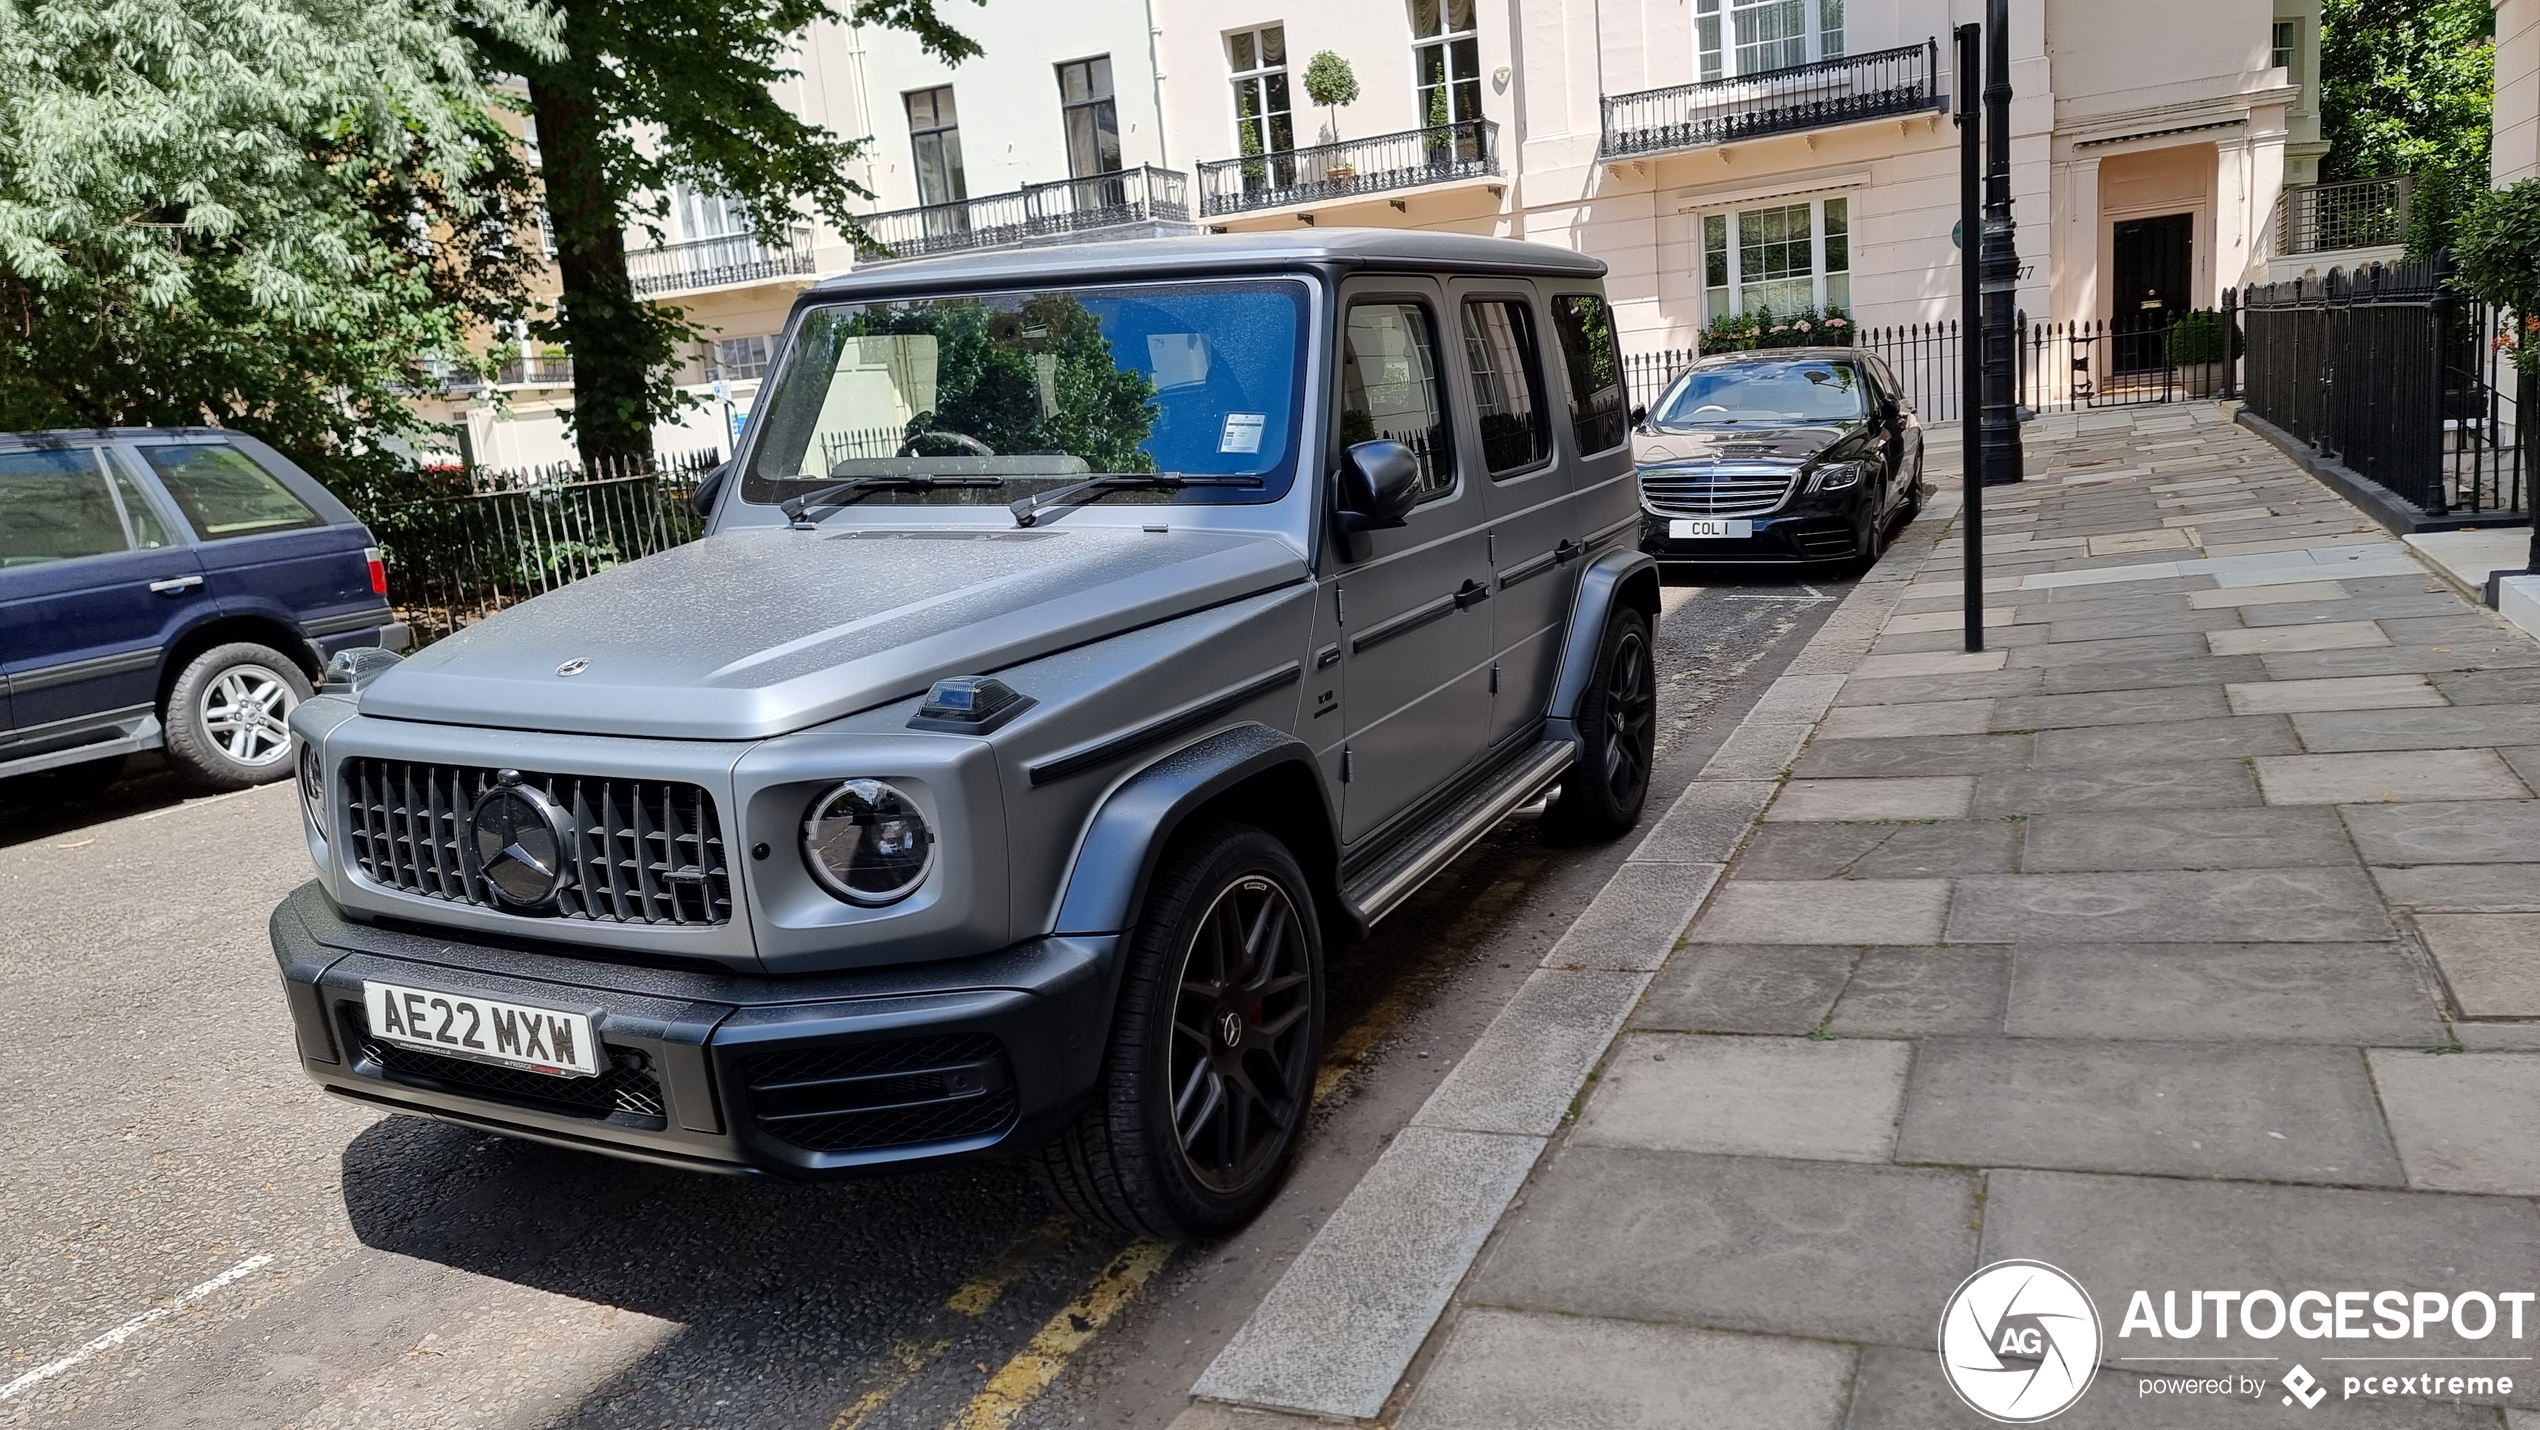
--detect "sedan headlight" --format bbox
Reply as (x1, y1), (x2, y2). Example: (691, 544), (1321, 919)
(1812, 461), (1865, 493)
(801, 779), (935, 905)
(298, 743), (326, 833)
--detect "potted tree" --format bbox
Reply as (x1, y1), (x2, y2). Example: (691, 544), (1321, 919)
(1304, 51), (1359, 181)
(2166, 308), (2239, 397)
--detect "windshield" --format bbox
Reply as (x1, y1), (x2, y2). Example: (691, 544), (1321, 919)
(1651, 360), (1867, 427)
(742, 278), (1308, 510)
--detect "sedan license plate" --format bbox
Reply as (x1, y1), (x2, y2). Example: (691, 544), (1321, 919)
(362, 981), (601, 1078)
(1670, 518), (1752, 540)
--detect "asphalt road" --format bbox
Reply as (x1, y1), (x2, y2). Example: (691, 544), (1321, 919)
(0, 564), (1852, 1430)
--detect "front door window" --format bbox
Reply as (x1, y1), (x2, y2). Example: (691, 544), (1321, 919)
(1341, 303), (1454, 499)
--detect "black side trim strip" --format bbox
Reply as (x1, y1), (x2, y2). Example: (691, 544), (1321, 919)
(1349, 593), (1456, 655)
(1584, 515), (1637, 550)
(1497, 548), (1559, 589)
(306, 608), (392, 637)
(1027, 662), (1303, 786)
(9, 647), (160, 693)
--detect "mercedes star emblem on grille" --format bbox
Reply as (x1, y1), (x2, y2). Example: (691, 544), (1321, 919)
(467, 781), (573, 907)
(555, 658), (588, 676)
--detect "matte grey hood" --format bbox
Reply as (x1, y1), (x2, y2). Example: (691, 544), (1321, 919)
(360, 526), (1308, 739)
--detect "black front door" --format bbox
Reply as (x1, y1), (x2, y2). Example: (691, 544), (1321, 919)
(2111, 213), (2193, 373)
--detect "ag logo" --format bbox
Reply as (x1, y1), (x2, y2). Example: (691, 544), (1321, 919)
(1938, 1260), (2102, 1422)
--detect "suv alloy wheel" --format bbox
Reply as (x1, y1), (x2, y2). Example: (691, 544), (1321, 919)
(163, 642), (313, 791)
(1035, 822), (1323, 1237)
(1547, 606), (1656, 840)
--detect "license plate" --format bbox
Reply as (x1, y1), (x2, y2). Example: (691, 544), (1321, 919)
(1670, 518), (1752, 539)
(362, 980), (601, 1078)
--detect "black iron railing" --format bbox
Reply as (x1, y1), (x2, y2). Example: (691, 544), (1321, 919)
(627, 228), (817, 297)
(857, 166), (1190, 261)
(1600, 42), (1942, 159)
(2241, 256), (2528, 519)
(1196, 119), (1500, 217)
(2275, 177), (2411, 257)
(361, 450), (724, 645)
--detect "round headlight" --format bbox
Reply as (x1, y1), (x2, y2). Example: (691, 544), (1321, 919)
(801, 779), (934, 906)
(298, 743), (326, 833)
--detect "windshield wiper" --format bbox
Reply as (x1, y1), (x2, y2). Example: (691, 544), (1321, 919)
(781, 474), (1007, 528)
(1008, 473), (1263, 528)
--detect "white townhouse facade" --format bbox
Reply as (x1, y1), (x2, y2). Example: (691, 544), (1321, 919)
(2499, 0), (2538, 188)
(454, 0), (2360, 467)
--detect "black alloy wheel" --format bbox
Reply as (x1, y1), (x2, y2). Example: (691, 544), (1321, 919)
(1547, 606), (1657, 841)
(1033, 822), (1323, 1237)
(1168, 873), (1315, 1194)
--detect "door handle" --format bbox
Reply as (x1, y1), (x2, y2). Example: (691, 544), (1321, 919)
(1453, 578), (1491, 611)
(148, 575), (204, 595)
(1552, 539), (1582, 565)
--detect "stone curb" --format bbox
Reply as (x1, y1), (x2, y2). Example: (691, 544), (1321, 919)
(1187, 494), (1961, 1422)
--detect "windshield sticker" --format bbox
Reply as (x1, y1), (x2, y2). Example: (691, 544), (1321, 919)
(1219, 413), (1266, 454)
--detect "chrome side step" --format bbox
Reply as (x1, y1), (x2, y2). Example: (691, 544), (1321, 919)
(1342, 738), (1575, 927)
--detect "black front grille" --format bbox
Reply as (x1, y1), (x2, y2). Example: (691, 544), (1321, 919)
(1639, 467), (1800, 517)
(342, 1006), (666, 1127)
(741, 1034), (1016, 1153)
(342, 758), (730, 925)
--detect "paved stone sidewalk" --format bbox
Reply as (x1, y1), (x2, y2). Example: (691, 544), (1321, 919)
(1195, 404), (2540, 1428)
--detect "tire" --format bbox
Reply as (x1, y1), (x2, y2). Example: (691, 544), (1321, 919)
(1546, 605), (1656, 842)
(163, 643), (312, 791)
(1034, 822), (1324, 1238)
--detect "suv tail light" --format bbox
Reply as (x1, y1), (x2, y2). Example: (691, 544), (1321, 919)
(363, 546), (388, 597)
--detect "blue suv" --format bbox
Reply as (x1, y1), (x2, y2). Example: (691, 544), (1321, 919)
(0, 429), (405, 791)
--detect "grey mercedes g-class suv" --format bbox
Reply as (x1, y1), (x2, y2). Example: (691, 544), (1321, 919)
(271, 230), (1660, 1236)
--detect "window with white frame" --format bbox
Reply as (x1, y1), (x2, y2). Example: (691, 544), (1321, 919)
(671, 184), (751, 244)
(1229, 26), (1294, 156)
(1695, 0), (1845, 81)
(710, 334), (773, 382)
(1412, 0), (1482, 129)
(2270, 18), (2298, 75)
(1698, 195), (1851, 321)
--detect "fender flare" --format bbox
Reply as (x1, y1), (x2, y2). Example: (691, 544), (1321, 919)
(1050, 722), (1337, 938)
(1545, 547), (1661, 745)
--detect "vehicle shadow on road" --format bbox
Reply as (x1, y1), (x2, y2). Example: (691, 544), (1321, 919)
(0, 755), (207, 849)
(338, 1115), (1117, 1426)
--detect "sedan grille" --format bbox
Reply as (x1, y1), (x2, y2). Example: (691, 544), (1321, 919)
(1639, 465), (1801, 518)
(342, 757), (731, 925)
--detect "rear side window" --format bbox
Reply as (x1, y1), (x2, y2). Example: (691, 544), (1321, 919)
(143, 444), (322, 540)
(0, 449), (130, 566)
(1460, 299), (1549, 476)
(1549, 294), (1629, 455)
(1341, 302), (1455, 500)
(104, 454), (174, 550)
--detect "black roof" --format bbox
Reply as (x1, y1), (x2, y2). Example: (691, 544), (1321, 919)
(808, 227), (1607, 301)
(0, 426), (238, 448)
(1691, 347), (1873, 366)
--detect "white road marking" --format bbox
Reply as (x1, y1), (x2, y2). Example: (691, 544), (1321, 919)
(136, 785), (272, 821)
(0, 1254), (274, 1401)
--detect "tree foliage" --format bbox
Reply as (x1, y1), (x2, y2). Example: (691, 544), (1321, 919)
(2317, 0), (2496, 259)
(0, 0), (556, 502)
(466, 0), (981, 465)
(2454, 179), (2540, 374)
(1303, 51), (1359, 129)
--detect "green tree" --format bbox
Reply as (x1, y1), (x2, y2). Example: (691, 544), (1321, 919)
(1302, 51), (1358, 142)
(465, 0), (981, 469)
(2454, 179), (2540, 375)
(0, 0), (555, 501)
(2317, 0), (2496, 259)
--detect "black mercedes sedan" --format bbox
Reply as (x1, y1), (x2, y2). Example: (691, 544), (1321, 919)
(1633, 348), (1928, 566)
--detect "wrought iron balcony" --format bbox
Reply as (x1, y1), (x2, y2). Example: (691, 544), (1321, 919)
(496, 355), (574, 387)
(855, 166), (1191, 262)
(1600, 42), (1942, 159)
(2275, 177), (2411, 256)
(1196, 119), (1500, 218)
(626, 227), (816, 298)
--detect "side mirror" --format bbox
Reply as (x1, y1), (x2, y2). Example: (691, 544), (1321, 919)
(1878, 396), (1902, 427)
(1630, 404), (1649, 428)
(688, 462), (730, 521)
(1337, 440), (1422, 534)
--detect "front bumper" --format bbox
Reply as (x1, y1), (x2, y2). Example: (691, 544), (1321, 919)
(1636, 494), (1869, 564)
(270, 883), (1115, 1179)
